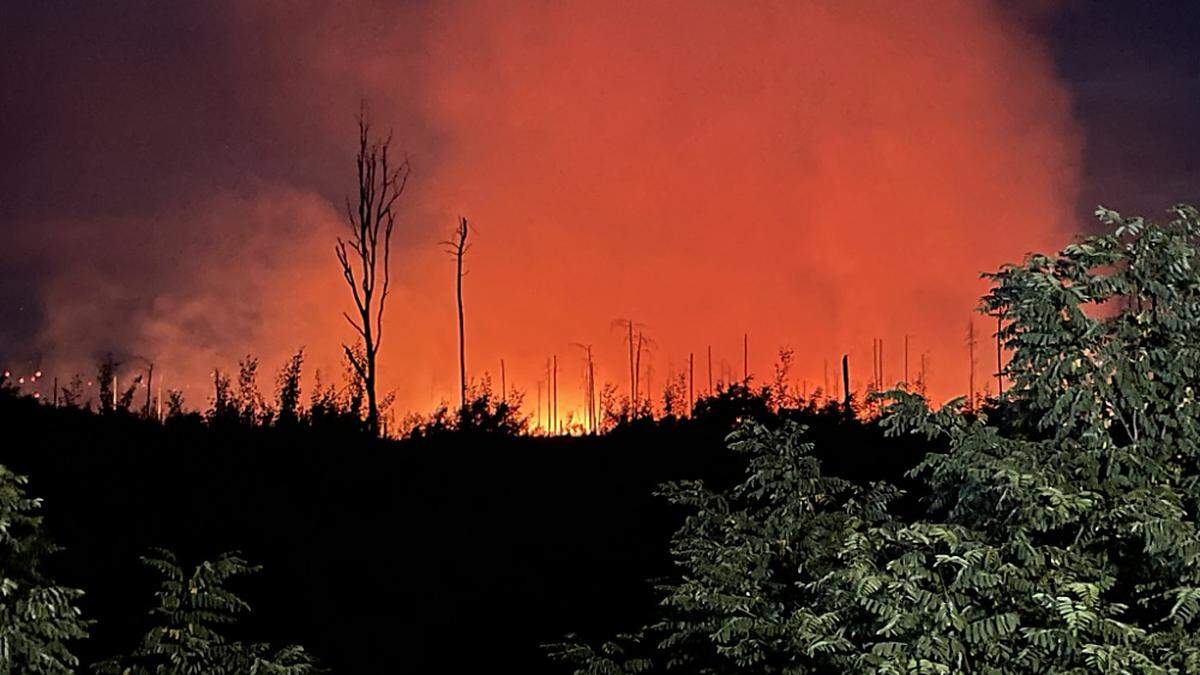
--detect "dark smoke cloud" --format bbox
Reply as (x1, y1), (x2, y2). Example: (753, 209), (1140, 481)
(1, 0), (441, 395)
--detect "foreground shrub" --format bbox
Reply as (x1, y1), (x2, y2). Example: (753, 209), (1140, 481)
(0, 464), (89, 673)
(95, 550), (319, 674)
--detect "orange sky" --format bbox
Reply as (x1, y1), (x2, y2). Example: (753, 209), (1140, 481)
(17, 1), (1082, 427)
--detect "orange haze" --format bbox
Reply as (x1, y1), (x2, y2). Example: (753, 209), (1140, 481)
(28, 1), (1081, 428)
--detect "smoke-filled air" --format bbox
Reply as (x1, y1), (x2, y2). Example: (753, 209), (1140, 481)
(4, 1), (1081, 425)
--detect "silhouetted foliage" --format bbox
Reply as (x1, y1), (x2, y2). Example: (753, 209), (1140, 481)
(0, 372), (17, 401)
(0, 365), (922, 672)
(236, 356), (271, 427)
(0, 464), (89, 673)
(659, 371), (687, 421)
(59, 374), (84, 409)
(164, 390), (188, 422)
(97, 354), (118, 415)
(274, 350), (304, 428)
(207, 369), (237, 427)
(407, 377), (526, 438)
(94, 550), (319, 674)
(690, 382), (774, 428)
(116, 376), (140, 414)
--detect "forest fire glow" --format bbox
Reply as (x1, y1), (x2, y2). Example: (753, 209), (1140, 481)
(9, 1), (1081, 423)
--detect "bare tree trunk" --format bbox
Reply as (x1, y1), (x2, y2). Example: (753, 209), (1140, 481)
(335, 109), (410, 436)
(628, 323), (636, 410)
(589, 352), (596, 432)
(456, 229), (466, 410)
(442, 216), (471, 413)
(634, 332), (644, 415)
(144, 363), (154, 419)
(707, 345), (713, 396)
(574, 343), (596, 433)
(842, 354), (851, 408)
(688, 352), (694, 415)
(587, 347), (596, 433)
(500, 358), (506, 404)
(584, 350), (591, 433)
(873, 338), (883, 391)
(645, 360), (652, 418)
(743, 333), (748, 383)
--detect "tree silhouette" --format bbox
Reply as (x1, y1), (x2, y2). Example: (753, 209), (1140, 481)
(96, 354), (118, 414)
(275, 349), (304, 427)
(442, 216), (471, 413)
(612, 320), (651, 417)
(335, 110), (410, 436)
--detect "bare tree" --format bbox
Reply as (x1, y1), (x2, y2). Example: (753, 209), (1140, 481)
(707, 345), (713, 396)
(743, 333), (749, 383)
(442, 216), (471, 412)
(612, 319), (653, 416)
(688, 352), (694, 414)
(841, 354), (851, 408)
(335, 111), (410, 435)
(904, 334), (911, 385)
(572, 343), (597, 433)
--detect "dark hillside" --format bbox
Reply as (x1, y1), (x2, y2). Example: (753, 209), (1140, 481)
(0, 392), (925, 672)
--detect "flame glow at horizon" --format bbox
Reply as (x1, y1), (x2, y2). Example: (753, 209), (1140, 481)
(16, 1), (1081, 425)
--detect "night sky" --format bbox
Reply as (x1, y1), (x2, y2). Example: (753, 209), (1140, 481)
(2, 1), (1199, 419)
(1047, 1), (1200, 216)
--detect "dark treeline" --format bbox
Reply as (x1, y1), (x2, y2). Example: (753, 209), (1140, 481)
(10, 202), (1196, 672)
(0, 370), (930, 673)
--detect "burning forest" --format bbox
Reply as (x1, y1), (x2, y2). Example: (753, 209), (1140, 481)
(3, 1), (1200, 673)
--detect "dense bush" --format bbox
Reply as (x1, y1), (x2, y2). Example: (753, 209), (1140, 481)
(94, 550), (319, 674)
(0, 464), (88, 673)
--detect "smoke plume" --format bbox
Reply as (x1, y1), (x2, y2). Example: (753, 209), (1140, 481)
(1, 1), (1081, 420)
